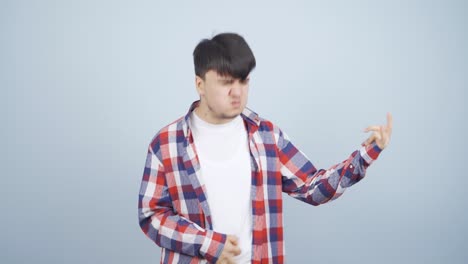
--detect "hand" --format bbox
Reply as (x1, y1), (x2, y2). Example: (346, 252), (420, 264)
(216, 235), (241, 264)
(362, 112), (393, 150)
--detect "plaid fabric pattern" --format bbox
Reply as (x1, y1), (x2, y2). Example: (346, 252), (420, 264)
(138, 100), (382, 263)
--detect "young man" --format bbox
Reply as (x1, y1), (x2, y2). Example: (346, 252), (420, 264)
(138, 33), (393, 264)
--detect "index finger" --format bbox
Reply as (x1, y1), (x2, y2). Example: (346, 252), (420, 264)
(386, 112), (393, 130)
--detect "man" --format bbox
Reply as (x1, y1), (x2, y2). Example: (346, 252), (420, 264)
(138, 32), (393, 264)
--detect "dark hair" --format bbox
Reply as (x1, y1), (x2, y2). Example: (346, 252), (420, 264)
(193, 33), (256, 80)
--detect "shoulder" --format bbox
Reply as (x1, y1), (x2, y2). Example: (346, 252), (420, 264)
(242, 106), (280, 132)
(247, 112), (286, 146)
(147, 115), (186, 157)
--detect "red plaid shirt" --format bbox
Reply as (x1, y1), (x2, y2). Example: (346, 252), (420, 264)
(138, 100), (382, 263)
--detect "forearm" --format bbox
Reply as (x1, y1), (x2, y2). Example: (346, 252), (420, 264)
(275, 123), (382, 205)
(284, 141), (382, 205)
(138, 147), (227, 263)
(138, 205), (227, 263)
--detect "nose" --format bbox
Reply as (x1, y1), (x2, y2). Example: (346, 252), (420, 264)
(229, 82), (244, 97)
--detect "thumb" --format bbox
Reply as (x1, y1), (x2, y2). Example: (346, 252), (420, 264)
(228, 235), (239, 245)
(362, 134), (375, 146)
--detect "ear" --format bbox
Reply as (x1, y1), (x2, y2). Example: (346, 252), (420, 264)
(195, 75), (205, 96)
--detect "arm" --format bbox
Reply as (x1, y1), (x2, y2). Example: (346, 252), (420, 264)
(274, 126), (382, 205)
(138, 146), (227, 263)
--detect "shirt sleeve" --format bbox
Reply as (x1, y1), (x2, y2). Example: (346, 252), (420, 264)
(138, 146), (227, 263)
(273, 125), (382, 205)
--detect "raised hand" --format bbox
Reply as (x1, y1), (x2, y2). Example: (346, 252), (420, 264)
(362, 112), (393, 150)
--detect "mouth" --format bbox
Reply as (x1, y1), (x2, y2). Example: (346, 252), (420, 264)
(231, 101), (241, 107)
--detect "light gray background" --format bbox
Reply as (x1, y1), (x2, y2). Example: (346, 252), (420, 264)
(2, 0), (467, 263)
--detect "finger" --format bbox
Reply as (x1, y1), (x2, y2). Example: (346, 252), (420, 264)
(365, 130), (383, 146)
(362, 134), (376, 146)
(222, 255), (234, 264)
(363, 125), (380, 132)
(361, 138), (369, 146)
(386, 112), (393, 131)
(379, 126), (386, 139)
(232, 246), (241, 256)
(217, 258), (228, 264)
(361, 135), (372, 146)
(225, 245), (241, 256)
(375, 130), (382, 141)
(225, 242), (241, 256)
(228, 235), (238, 245)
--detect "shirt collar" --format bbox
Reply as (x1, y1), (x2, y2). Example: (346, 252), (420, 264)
(183, 100), (261, 134)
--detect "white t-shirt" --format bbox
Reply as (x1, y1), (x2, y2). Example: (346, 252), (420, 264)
(189, 111), (252, 263)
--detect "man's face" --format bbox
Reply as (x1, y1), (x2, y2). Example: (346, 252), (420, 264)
(195, 70), (250, 124)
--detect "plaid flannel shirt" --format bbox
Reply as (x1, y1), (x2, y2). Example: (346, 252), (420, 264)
(138, 100), (382, 263)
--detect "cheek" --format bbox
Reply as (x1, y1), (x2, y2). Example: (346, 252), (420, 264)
(212, 89), (228, 101)
(206, 88), (229, 106)
(242, 86), (249, 99)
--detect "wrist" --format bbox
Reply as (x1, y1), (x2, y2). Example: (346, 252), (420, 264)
(200, 230), (227, 263)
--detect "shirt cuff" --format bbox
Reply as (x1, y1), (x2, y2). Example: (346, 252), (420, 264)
(200, 230), (227, 263)
(359, 141), (383, 166)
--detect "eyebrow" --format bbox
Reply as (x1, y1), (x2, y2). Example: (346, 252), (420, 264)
(217, 76), (250, 82)
(218, 76), (235, 81)
(217, 78), (235, 83)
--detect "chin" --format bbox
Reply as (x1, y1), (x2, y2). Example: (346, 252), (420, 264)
(233, 107), (244, 115)
(221, 111), (241, 120)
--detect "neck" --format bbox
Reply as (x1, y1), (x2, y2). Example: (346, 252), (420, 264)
(194, 101), (237, 125)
